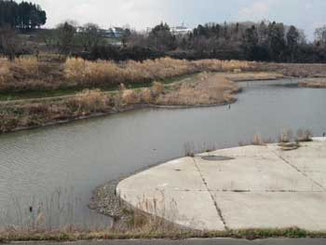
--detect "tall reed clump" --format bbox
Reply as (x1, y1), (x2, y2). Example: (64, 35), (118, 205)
(64, 58), (125, 87)
(123, 58), (195, 82)
(0, 59), (13, 90)
(119, 81), (165, 105)
(67, 89), (110, 114)
(13, 57), (39, 75)
(0, 57), (44, 92)
(64, 57), (87, 83)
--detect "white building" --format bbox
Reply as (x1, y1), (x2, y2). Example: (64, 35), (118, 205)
(171, 25), (192, 35)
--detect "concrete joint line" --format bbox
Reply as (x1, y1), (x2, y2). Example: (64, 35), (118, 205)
(192, 158), (229, 231)
(272, 150), (326, 192)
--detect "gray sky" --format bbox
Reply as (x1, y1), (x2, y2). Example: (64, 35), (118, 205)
(22, 0), (326, 40)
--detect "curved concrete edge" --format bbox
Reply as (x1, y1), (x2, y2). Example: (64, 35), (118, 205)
(117, 139), (326, 231)
(117, 157), (226, 230)
(313, 137), (326, 142)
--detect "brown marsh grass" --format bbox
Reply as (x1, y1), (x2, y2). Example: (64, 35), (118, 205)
(298, 80), (326, 88)
(68, 89), (110, 114)
(156, 73), (240, 106)
(63, 57), (257, 89)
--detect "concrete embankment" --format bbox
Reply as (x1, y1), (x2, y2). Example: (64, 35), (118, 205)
(117, 138), (326, 231)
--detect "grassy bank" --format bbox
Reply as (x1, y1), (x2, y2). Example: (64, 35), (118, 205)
(0, 73), (239, 133)
(0, 227), (325, 243)
(0, 56), (255, 93)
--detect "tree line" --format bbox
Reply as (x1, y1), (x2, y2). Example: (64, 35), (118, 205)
(62, 21), (326, 63)
(0, 0), (46, 29)
(123, 21), (326, 63)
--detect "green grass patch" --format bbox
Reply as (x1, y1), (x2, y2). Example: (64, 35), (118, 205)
(1, 228), (326, 243)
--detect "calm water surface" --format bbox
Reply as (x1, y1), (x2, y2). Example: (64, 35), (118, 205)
(0, 79), (325, 228)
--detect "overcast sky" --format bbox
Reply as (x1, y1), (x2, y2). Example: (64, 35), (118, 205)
(20, 0), (326, 40)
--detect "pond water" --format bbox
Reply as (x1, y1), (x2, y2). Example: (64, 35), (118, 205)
(0, 78), (325, 228)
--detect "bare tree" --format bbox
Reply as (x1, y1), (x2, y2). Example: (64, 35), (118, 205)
(315, 26), (326, 45)
(78, 23), (103, 51)
(56, 21), (77, 54)
(0, 26), (21, 60)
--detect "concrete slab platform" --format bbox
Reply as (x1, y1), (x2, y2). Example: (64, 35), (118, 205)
(213, 192), (326, 231)
(118, 157), (206, 192)
(117, 139), (326, 231)
(119, 189), (225, 231)
(195, 146), (322, 192)
(269, 141), (326, 189)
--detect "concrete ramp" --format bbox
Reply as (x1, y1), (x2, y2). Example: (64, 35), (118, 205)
(117, 139), (326, 231)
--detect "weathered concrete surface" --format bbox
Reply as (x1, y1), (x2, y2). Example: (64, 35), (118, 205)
(117, 139), (326, 231)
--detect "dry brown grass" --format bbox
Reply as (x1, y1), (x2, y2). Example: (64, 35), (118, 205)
(225, 72), (284, 82)
(193, 59), (255, 72)
(0, 59), (13, 90)
(152, 81), (164, 96)
(0, 56), (63, 92)
(0, 89), (113, 133)
(298, 80), (326, 88)
(4, 56), (326, 93)
(122, 89), (141, 105)
(251, 134), (265, 146)
(156, 73), (240, 106)
(13, 57), (39, 75)
(63, 57), (257, 88)
(68, 89), (109, 114)
(141, 88), (153, 104)
(0, 70), (242, 133)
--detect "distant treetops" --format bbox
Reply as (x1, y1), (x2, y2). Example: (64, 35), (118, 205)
(0, 0), (47, 29)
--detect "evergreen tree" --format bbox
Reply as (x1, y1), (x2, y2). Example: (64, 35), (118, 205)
(0, 0), (46, 29)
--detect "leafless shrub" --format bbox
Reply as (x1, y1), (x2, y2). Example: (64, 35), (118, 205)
(279, 129), (294, 143)
(296, 129), (313, 142)
(251, 134), (265, 146)
(184, 142), (195, 157)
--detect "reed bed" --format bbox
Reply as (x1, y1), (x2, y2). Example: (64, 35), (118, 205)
(0, 56), (63, 92)
(63, 57), (257, 88)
